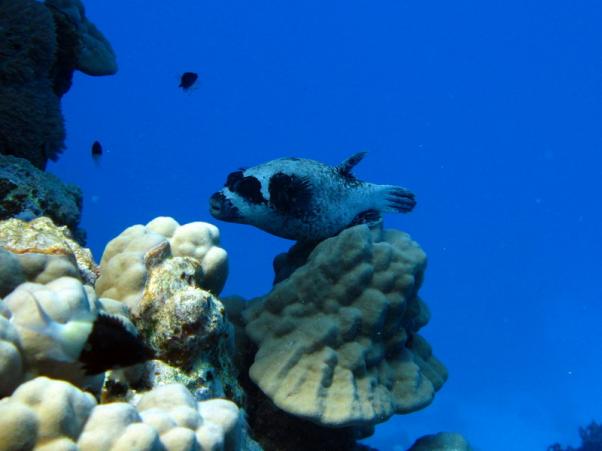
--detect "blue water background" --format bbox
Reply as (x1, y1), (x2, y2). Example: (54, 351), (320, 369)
(49, 1), (602, 449)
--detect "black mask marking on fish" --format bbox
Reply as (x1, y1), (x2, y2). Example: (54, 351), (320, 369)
(236, 176), (265, 204)
(225, 170), (244, 189)
(225, 170), (266, 204)
(268, 172), (312, 216)
(78, 312), (155, 375)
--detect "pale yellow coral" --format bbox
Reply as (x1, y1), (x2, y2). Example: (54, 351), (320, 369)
(0, 376), (96, 450)
(2, 277), (100, 390)
(1, 277), (137, 393)
(96, 217), (228, 313)
(243, 224), (447, 427)
(0, 377), (243, 451)
(0, 314), (24, 397)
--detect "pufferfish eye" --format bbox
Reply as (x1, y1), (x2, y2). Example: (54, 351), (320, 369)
(236, 176), (265, 204)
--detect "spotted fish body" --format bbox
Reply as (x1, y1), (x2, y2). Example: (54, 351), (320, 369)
(209, 152), (416, 242)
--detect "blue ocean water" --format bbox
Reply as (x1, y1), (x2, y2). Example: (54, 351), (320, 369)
(48, 1), (602, 449)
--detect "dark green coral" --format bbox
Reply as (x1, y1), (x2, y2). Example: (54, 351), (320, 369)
(0, 154), (84, 242)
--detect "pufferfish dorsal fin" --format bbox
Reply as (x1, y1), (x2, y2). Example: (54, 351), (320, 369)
(336, 151), (367, 178)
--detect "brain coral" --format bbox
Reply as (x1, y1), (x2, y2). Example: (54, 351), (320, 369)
(0, 377), (243, 451)
(243, 224), (447, 427)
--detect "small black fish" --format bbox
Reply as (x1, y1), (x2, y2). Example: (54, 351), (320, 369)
(91, 140), (102, 161)
(79, 312), (155, 375)
(179, 71), (199, 91)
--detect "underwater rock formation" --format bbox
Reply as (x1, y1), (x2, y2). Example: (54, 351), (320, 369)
(0, 377), (245, 450)
(45, 0), (118, 78)
(548, 421), (602, 451)
(0, 217), (97, 297)
(407, 432), (473, 450)
(0, 0), (117, 169)
(0, 0), (63, 168)
(242, 224), (447, 428)
(0, 156), (85, 242)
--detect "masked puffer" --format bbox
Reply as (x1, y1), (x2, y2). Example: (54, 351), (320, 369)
(209, 152), (416, 242)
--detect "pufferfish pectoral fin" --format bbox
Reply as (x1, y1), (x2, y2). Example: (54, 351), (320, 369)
(336, 151), (367, 178)
(268, 172), (312, 217)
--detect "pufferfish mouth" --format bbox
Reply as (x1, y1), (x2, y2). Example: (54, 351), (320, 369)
(209, 192), (242, 221)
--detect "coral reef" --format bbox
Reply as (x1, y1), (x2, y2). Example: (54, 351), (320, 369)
(0, 377), (245, 451)
(96, 217), (242, 405)
(0, 0), (117, 168)
(0, 155), (85, 242)
(96, 216), (228, 311)
(407, 432), (473, 450)
(0, 0), (64, 168)
(0, 276), (144, 395)
(0, 314), (23, 397)
(548, 421), (602, 451)
(0, 213), (454, 450)
(0, 217), (97, 297)
(46, 0), (118, 77)
(241, 224), (446, 428)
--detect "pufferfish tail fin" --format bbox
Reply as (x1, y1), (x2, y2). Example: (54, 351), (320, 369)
(378, 184), (416, 213)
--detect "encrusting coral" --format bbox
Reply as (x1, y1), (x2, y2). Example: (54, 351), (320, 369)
(242, 224), (447, 428)
(0, 377), (244, 451)
(0, 217), (97, 297)
(0, 154), (85, 241)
